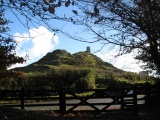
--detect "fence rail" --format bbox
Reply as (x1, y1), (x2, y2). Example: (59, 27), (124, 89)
(0, 83), (159, 114)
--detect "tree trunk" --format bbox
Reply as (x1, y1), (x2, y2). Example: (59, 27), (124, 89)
(149, 37), (160, 74)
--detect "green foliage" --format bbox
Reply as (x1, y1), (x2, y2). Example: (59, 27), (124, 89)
(36, 49), (72, 65)
(95, 70), (155, 89)
(11, 49), (156, 90)
(23, 72), (54, 90)
(96, 78), (132, 89)
(0, 9), (25, 80)
(13, 49), (116, 75)
(11, 68), (95, 90)
(72, 52), (96, 67)
(49, 67), (95, 90)
(0, 71), (26, 90)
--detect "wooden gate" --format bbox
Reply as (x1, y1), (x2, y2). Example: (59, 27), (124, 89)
(1, 85), (151, 115)
(59, 87), (138, 114)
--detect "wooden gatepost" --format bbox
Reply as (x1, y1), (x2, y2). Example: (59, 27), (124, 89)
(59, 89), (66, 114)
(121, 86), (138, 114)
(20, 88), (25, 110)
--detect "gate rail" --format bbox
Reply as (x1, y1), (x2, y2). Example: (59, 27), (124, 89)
(0, 83), (158, 114)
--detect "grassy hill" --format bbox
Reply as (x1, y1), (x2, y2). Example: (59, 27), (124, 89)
(14, 49), (122, 75)
(11, 49), (147, 90)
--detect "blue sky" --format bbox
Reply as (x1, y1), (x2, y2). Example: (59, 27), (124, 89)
(4, 5), (143, 73)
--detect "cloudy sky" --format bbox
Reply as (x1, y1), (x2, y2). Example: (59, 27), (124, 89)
(10, 25), (142, 73)
(10, 26), (59, 68)
(95, 51), (142, 73)
(6, 6), (143, 73)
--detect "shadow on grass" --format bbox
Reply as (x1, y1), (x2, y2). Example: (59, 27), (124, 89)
(0, 103), (160, 120)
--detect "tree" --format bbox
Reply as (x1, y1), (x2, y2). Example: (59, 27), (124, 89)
(59, 0), (160, 75)
(0, 0), (76, 32)
(0, 9), (25, 78)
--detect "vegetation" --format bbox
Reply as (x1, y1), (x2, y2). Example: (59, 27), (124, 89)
(0, 1), (159, 118)
(0, 9), (25, 82)
(1, 49), (152, 91)
(22, 68), (95, 90)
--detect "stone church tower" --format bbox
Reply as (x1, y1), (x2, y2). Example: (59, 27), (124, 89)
(86, 46), (91, 53)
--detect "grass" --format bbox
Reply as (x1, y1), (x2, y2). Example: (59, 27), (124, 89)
(1, 99), (160, 120)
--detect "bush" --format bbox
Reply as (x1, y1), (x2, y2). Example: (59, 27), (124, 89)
(49, 68), (95, 90)
(22, 68), (95, 90)
(0, 71), (26, 90)
(95, 77), (132, 89)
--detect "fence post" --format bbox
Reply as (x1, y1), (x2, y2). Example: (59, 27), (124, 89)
(145, 82), (151, 105)
(155, 81), (160, 98)
(59, 89), (66, 114)
(21, 87), (25, 110)
(121, 87), (124, 111)
(133, 85), (138, 114)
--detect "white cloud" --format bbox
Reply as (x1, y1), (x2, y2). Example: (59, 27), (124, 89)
(28, 26), (57, 58)
(114, 54), (142, 73)
(95, 49), (142, 73)
(10, 26), (59, 69)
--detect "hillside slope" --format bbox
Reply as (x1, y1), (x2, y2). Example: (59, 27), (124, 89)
(11, 49), (142, 89)
(13, 49), (121, 74)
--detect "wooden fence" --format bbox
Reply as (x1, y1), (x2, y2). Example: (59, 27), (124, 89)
(0, 83), (159, 114)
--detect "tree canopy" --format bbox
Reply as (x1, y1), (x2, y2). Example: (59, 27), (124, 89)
(0, 9), (25, 78)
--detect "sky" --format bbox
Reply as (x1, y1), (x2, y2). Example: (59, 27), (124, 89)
(4, 4), (143, 73)
(9, 25), (142, 73)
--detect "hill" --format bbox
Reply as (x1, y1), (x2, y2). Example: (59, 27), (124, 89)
(10, 48), (143, 90)
(13, 49), (122, 75)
